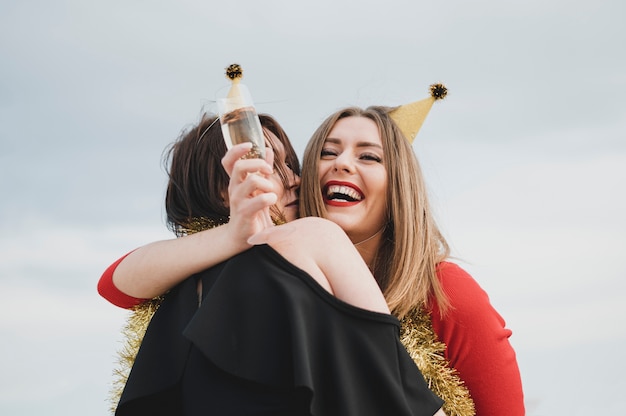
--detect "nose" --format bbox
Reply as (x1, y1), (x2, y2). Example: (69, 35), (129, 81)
(332, 152), (355, 173)
(287, 168), (301, 190)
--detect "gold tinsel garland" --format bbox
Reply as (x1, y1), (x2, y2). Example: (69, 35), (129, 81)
(400, 308), (475, 416)
(109, 297), (163, 414)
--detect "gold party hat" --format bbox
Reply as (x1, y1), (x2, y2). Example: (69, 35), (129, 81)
(224, 63), (246, 109)
(389, 84), (447, 143)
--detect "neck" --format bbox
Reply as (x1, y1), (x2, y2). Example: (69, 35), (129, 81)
(353, 227), (384, 269)
(353, 227), (384, 247)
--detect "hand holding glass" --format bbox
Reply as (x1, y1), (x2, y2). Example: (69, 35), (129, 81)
(218, 100), (274, 235)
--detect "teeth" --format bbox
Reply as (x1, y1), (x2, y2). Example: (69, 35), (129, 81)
(327, 185), (362, 201)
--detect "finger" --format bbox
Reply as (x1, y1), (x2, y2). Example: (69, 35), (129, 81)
(233, 166), (275, 192)
(228, 172), (276, 215)
(264, 146), (274, 170)
(247, 223), (295, 246)
(229, 175), (276, 207)
(230, 193), (278, 220)
(221, 143), (253, 176)
(246, 227), (275, 245)
(230, 160), (273, 186)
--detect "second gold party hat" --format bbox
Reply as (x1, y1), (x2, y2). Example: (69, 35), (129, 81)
(389, 84), (447, 143)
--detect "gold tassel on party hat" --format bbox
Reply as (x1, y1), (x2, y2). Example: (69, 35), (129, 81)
(224, 63), (246, 108)
(225, 63), (243, 80)
(389, 83), (448, 143)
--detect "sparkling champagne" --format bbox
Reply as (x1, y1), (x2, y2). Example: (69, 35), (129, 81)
(220, 106), (265, 159)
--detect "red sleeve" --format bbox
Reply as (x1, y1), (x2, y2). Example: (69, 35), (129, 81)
(430, 262), (525, 415)
(97, 251), (148, 309)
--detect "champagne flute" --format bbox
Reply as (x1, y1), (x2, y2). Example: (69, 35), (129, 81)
(217, 64), (293, 243)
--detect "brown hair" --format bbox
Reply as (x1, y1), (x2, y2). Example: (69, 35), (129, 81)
(300, 106), (450, 317)
(164, 113), (300, 236)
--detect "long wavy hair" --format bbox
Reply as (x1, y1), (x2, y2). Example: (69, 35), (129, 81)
(299, 106), (450, 317)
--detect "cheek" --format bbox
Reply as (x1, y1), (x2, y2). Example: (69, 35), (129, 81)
(373, 172), (388, 204)
(269, 175), (285, 200)
(379, 174), (388, 194)
(317, 161), (330, 180)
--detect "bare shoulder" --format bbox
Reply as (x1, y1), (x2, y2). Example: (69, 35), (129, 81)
(288, 217), (346, 241)
(266, 217), (338, 293)
(279, 217), (356, 256)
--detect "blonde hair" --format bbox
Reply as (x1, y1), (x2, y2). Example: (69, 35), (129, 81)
(300, 106), (450, 318)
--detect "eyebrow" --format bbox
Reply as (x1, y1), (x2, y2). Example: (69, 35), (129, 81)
(324, 137), (383, 150)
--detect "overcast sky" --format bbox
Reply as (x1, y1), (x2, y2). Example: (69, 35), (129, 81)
(1, 0), (625, 414)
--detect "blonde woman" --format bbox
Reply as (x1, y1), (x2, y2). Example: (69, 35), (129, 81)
(299, 106), (524, 415)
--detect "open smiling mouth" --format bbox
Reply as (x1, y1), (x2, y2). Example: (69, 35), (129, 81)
(324, 184), (363, 205)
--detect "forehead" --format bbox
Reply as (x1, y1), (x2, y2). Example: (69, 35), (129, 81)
(326, 116), (382, 146)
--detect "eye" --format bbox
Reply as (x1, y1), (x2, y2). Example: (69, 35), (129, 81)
(320, 148), (337, 159)
(359, 153), (382, 163)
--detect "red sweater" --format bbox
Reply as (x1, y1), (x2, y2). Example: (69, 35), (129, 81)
(97, 252), (147, 308)
(98, 257), (524, 414)
(430, 262), (525, 415)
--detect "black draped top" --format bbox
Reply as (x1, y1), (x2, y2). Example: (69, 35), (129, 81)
(116, 244), (443, 416)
